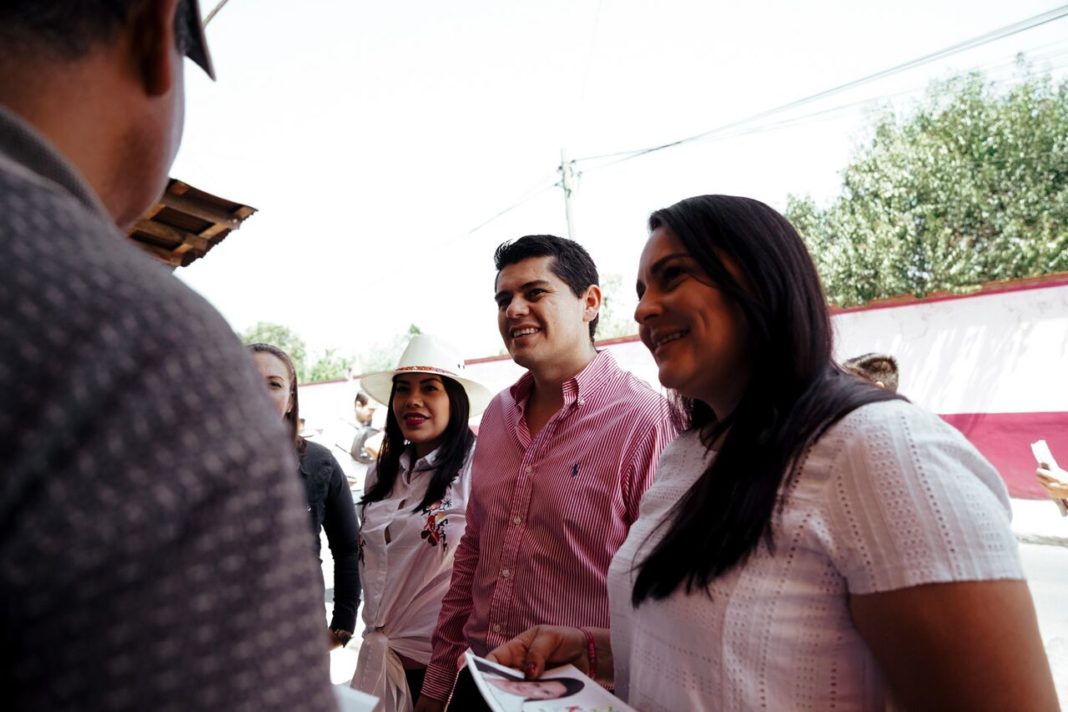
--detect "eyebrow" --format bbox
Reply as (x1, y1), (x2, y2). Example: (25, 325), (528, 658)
(494, 279), (552, 301)
(397, 375), (443, 386)
(637, 252), (690, 290)
(648, 253), (690, 276)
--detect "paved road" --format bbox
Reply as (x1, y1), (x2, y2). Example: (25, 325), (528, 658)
(1021, 543), (1068, 706)
(327, 542), (1068, 698)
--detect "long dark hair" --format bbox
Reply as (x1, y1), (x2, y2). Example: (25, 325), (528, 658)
(632, 195), (901, 605)
(360, 375), (475, 512)
(248, 342), (306, 454)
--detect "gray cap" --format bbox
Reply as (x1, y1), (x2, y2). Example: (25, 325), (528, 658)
(184, 0), (215, 79)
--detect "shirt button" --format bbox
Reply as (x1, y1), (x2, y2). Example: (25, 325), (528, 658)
(492, 624), (502, 633)
(577, 397), (585, 406)
(501, 568), (511, 578)
(512, 515), (523, 525)
(525, 465), (533, 475)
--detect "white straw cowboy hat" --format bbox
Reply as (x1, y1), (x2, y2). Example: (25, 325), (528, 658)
(360, 334), (493, 417)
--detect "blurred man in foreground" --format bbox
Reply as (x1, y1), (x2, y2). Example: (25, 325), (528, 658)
(0, 2), (335, 709)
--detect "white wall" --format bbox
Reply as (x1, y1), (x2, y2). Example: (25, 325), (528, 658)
(301, 280), (1068, 438)
(832, 283), (1068, 414)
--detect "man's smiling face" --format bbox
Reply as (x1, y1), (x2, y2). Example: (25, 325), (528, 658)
(494, 256), (594, 374)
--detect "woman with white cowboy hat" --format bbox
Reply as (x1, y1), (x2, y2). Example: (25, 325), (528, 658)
(350, 334), (491, 712)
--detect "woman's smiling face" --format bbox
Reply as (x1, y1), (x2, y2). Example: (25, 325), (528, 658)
(391, 373), (451, 458)
(634, 226), (751, 419)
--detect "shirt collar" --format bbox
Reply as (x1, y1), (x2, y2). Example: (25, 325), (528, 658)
(398, 444), (442, 475)
(509, 349), (617, 410)
(0, 105), (113, 223)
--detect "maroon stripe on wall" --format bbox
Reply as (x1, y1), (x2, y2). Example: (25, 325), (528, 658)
(939, 412), (1068, 499)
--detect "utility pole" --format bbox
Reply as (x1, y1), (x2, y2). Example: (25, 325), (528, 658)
(205, 0), (233, 25)
(559, 148), (579, 241)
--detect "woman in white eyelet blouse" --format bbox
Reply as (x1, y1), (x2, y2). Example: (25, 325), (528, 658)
(350, 335), (491, 712)
(488, 195), (1058, 711)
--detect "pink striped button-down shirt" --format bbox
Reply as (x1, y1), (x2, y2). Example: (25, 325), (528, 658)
(422, 351), (677, 701)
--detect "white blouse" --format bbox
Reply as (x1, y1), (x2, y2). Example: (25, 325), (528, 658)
(351, 444), (474, 712)
(608, 400), (1023, 712)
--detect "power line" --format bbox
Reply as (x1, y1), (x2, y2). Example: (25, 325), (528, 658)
(575, 46), (1068, 175)
(204, 0), (233, 26)
(454, 172), (561, 241)
(572, 4), (1068, 168)
(458, 6), (1068, 239)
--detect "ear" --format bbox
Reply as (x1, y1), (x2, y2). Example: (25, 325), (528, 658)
(582, 284), (603, 322)
(129, 0), (182, 97)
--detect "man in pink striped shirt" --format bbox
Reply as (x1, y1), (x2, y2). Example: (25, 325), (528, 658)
(416, 235), (676, 711)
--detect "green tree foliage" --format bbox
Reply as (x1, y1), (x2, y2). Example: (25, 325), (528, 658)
(240, 321), (308, 380)
(306, 348), (355, 383)
(240, 321), (355, 383)
(788, 68), (1068, 307)
(355, 324), (424, 374)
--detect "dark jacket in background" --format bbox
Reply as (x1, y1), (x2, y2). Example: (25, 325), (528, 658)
(299, 440), (361, 633)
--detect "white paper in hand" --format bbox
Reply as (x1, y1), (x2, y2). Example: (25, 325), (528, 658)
(1031, 439), (1068, 516)
(465, 651), (637, 712)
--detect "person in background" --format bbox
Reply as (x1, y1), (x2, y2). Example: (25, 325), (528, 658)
(250, 343), (361, 650)
(842, 352), (899, 392)
(1035, 459), (1068, 511)
(416, 235), (676, 711)
(350, 391), (379, 465)
(489, 195), (1057, 711)
(350, 334), (491, 711)
(0, 1), (335, 708)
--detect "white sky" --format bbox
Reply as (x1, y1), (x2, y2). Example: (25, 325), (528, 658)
(172, 0), (1068, 367)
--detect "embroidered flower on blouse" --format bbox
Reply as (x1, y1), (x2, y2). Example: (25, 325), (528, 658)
(419, 498), (452, 549)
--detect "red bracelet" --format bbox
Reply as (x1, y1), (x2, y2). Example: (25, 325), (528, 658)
(580, 627), (597, 680)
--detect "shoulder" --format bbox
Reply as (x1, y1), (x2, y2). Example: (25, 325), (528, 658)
(655, 429), (710, 477)
(363, 461), (380, 492)
(803, 399), (1010, 519)
(815, 399), (989, 470)
(301, 440), (343, 474)
(302, 439), (332, 460)
(802, 401), (1020, 591)
(589, 359), (670, 415)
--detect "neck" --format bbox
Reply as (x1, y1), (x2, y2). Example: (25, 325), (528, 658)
(412, 439), (442, 460)
(527, 344), (597, 398)
(0, 50), (154, 229)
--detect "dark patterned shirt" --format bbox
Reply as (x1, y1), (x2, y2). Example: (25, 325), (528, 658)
(0, 105), (337, 711)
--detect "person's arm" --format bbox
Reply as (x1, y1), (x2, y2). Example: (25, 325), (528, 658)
(487, 625), (613, 682)
(1036, 464), (1068, 500)
(822, 405), (1056, 710)
(321, 453), (360, 638)
(620, 410), (677, 523)
(850, 580), (1058, 711)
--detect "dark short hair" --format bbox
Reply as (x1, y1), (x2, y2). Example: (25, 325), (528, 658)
(842, 353), (899, 393)
(355, 392), (368, 407)
(493, 234), (600, 341)
(0, 0), (193, 61)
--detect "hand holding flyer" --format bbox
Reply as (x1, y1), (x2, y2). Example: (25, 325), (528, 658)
(465, 651), (636, 712)
(1031, 439), (1068, 516)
